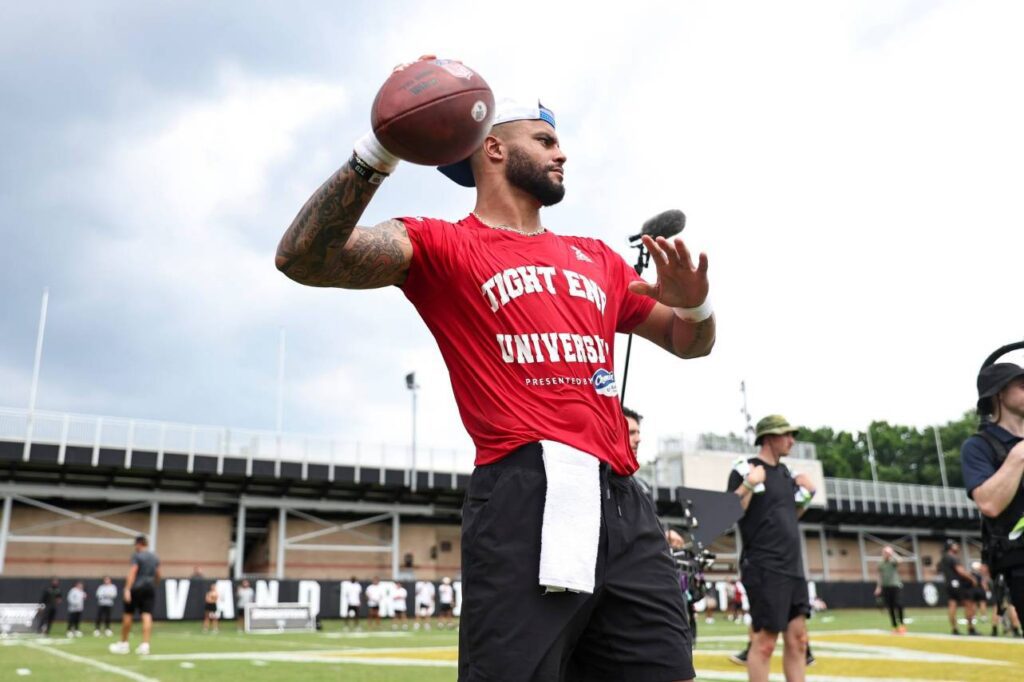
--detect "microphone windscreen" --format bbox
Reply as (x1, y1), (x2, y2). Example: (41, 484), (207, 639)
(640, 209), (686, 239)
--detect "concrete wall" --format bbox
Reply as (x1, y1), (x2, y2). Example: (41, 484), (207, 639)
(1, 504), (231, 578)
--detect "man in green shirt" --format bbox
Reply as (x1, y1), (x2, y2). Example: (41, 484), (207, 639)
(873, 546), (905, 633)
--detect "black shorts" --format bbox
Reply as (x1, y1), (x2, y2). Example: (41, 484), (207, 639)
(204, 602), (218, 613)
(126, 584), (155, 616)
(459, 443), (694, 682)
(742, 563), (810, 633)
(945, 582), (968, 604)
(438, 602), (453, 615)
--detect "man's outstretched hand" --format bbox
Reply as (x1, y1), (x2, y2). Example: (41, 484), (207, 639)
(628, 235), (709, 308)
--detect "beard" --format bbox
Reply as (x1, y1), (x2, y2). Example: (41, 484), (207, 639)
(505, 145), (565, 206)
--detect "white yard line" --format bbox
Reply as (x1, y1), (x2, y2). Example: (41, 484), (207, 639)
(696, 672), (960, 682)
(23, 642), (159, 682)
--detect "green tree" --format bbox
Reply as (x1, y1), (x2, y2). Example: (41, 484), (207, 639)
(795, 409), (979, 486)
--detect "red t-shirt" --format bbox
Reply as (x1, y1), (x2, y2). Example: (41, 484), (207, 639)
(398, 214), (656, 475)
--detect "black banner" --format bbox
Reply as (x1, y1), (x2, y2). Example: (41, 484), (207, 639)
(1, 577), (948, 622)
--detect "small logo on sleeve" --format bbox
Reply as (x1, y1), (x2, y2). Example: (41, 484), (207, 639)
(591, 369), (618, 397)
(571, 245), (594, 263)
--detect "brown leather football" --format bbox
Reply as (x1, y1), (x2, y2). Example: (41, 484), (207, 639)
(371, 57), (495, 166)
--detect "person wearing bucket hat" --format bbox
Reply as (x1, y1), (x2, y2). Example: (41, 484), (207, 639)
(276, 57), (714, 682)
(726, 415), (816, 682)
(960, 361), (1024, 626)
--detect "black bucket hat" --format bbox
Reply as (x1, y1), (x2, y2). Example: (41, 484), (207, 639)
(977, 362), (1024, 415)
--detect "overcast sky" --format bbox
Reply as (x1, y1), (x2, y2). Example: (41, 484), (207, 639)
(2, 1), (1023, 463)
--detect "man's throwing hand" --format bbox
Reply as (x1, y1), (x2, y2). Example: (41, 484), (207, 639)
(628, 235), (709, 308)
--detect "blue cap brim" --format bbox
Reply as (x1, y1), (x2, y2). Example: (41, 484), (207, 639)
(437, 158), (475, 187)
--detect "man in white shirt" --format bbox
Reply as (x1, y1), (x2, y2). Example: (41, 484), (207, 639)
(364, 577), (382, 629)
(342, 577), (363, 629)
(94, 576), (117, 636)
(415, 580), (436, 630)
(392, 583), (409, 629)
(438, 577), (455, 629)
(65, 582), (86, 637)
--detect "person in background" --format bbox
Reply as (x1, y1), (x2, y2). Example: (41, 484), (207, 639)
(414, 580), (435, 631)
(343, 576), (363, 630)
(37, 578), (61, 635)
(203, 583), (220, 633)
(438, 576), (456, 630)
(235, 579), (254, 632)
(94, 576), (117, 636)
(365, 577), (382, 629)
(874, 546), (906, 634)
(392, 582), (409, 629)
(65, 581), (86, 637)
(109, 534), (160, 655)
(939, 541), (979, 636)
(971, 561), (991, 623)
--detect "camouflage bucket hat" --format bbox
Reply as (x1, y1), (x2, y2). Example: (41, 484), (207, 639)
(755, 414), (798, 445)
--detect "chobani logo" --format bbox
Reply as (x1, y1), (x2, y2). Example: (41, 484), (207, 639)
(591, 369), (618, 397)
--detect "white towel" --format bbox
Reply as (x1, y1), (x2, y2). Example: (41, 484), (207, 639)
(538, 440), (602, 594)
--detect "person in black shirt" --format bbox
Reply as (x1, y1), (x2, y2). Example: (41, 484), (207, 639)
(109, 535), (161, 655)
(37, 578), (62, 634)
(727, 415), (816, 682)
(960, 363), (1024, 624)
(939, 541), (978, 635)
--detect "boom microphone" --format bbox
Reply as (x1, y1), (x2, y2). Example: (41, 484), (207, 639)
(629, 209), (686, 243)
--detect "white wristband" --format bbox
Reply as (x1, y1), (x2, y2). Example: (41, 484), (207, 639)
(354, 131), (400, 174)
(673, 299), (713, 323)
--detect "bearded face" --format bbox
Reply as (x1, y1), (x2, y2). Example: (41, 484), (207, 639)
(505, 144), (565, 207)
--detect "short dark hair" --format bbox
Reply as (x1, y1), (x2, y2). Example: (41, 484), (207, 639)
(622, 406), (642, 423)
(134, 535), (148, 547)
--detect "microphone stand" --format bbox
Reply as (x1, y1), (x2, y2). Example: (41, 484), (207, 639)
(620, 240), (652, 405)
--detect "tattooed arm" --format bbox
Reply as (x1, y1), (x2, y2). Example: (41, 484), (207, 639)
(275, 157), (412, 289)
(632, 304), (716, 359)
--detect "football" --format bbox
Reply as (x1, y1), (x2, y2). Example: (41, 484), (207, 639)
(371, 57), (495, 166)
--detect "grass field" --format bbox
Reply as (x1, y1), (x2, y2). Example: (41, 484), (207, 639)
(2, 609), (1022, 681)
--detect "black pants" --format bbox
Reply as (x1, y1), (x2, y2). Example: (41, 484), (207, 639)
(38, 606), (57, 634)
(882, 586), (903, 627)
(67, 611), (82, 632)
(96, 605), (113, 630)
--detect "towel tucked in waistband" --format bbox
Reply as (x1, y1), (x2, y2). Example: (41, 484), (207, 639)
(538, 440), (602, 594)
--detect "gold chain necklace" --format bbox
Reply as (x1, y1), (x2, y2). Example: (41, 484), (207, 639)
(472, 212), (547, 237)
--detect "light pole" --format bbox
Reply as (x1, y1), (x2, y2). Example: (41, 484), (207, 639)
(406, 372), (419, 492)
(23, 288), (49, 462)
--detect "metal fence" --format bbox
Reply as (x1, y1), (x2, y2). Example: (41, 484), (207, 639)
(827, 476), (975, 518)
(0, 407), (475, 476)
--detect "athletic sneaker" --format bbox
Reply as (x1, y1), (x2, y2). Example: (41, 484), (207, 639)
(136, 642), (150, 655)
(806, 646), (815, 666)
(93, 630), (100, 637)
(728, 645), (749, 665)
(109, 641), (130, 654)
(105, 629), (113, 636)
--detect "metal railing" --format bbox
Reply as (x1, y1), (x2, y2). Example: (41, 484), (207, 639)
(0, 407), (475, 479)
(826, 477), (976, 517)
(658, 434), (817, 460)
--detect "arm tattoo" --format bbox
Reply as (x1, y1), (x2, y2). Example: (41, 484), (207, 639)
(275, 158), (410, 288)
